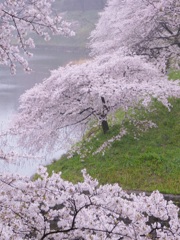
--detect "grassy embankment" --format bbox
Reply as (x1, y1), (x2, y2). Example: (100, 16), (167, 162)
(46, 71), (180, 195)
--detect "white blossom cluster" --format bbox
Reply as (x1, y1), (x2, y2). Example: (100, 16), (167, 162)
(0, 0), (73, 74)
(90, 0), (180, 71)
(0, 166), (179, 239)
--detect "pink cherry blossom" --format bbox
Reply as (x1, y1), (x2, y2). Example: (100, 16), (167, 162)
(0, 0), (73, 74)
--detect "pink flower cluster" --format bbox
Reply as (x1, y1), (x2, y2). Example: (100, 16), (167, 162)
(0, 167), (179, 239)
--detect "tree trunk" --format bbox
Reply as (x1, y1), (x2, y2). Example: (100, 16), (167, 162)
(101, 120), (109, 134)
(100, 96), (110, 134)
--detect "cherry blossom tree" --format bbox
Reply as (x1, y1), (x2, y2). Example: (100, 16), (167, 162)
(8, 0), (180, 153)
(0, 0), (73, 74)
(1, 2), (180, 236)
(89, 0), (180, 71)
(0, 166), (179, 239)
(11, 51), (180, 152)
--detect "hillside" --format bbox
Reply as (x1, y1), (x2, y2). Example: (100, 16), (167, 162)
(46, 71), (180, 194)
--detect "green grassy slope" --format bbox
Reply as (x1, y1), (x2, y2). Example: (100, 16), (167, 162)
(47, 72), (180, 194)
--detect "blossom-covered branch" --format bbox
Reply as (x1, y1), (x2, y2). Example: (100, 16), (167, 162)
(0, 0), (74, 74)
(0, 167), (179, 239)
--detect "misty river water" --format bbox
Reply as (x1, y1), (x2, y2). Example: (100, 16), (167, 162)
(0, 45), (88, 176)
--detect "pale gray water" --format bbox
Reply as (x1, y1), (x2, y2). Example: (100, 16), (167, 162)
(0, 45), (88, 176)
